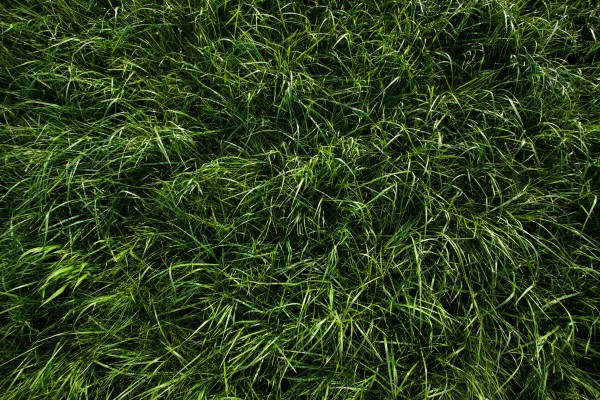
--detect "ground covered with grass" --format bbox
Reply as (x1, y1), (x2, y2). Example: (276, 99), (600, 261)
(1, 0), (599, 398)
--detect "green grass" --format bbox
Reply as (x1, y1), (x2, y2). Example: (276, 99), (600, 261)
(1, 0), (599, 398)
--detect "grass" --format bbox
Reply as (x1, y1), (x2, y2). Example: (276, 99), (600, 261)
(1, 0), (599, 398)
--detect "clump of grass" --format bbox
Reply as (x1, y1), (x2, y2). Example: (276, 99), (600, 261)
(1, 0), (599, 398)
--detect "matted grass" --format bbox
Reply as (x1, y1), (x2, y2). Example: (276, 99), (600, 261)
(1, 0), (599, 398)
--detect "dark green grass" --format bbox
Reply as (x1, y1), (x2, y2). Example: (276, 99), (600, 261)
(1, 0), (599, 398)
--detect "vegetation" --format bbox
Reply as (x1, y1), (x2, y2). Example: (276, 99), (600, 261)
(1, 0), (599, 398)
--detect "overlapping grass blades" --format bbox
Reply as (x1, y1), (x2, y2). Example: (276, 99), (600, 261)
(1, 0), (599, 398)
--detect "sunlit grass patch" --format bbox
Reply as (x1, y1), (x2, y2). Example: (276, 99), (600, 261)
(1, 0), (599, 398)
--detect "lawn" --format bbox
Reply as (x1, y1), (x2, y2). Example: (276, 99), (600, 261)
(1, 0), (599, 398)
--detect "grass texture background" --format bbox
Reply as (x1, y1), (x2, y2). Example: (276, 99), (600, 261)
(1, 0), (599, 398)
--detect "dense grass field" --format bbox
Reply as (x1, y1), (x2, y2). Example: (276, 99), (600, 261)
(1, 0), (599, 398)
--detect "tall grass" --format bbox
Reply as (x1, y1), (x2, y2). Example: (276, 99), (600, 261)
(1, 0), (599, 398)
